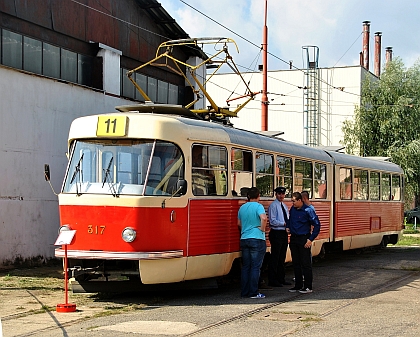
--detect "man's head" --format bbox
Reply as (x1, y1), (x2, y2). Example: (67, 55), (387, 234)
(247, 187), (260, 200)
(291, 191), (303, 209)
(274, 186), (286, 202)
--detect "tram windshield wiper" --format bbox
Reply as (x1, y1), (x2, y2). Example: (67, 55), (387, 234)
(102, 156), (118, 197)
(70, 153), (84, 184)
(70, 153), (84, 196)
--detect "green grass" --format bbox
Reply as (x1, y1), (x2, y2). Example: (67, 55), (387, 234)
(404, 229), (420, 234)
(396, 235), (420, 246)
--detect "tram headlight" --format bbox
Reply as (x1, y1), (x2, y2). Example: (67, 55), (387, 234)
(122, 227), (136, 243)
(58, 224), (71, 234)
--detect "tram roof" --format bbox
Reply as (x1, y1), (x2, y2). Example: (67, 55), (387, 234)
(179, 117), (332, 162)
(325, 150), (403, 173)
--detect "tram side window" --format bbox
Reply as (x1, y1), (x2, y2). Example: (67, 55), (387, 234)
(192, 144), (227, 196)
(339, 168), (352, 200)
(295, 160), (313, 195)
(370, 171), (380, 200)
(314, 163), (327, 199)
(354, 169), (368, 200)
(147, 142), (184, 196)
(381, 173), (392, 201)
(276, 156), (292, 197)
(256, 153), (274, 197)
(231, 148), (253, 197)
(392, 175), (401, 201)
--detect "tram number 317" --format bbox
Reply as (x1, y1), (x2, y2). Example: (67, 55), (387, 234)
(96, 116), (128, 137)
(88, 225), (106, 235)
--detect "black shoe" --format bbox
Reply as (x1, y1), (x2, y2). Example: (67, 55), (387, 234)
(282, 281), (292, 286)
(268, 281), (283, 287)
(259, 283), (273, 290)
(289, 286), (303, 292)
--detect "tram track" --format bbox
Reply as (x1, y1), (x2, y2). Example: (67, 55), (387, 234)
(180, 269), (419, 337)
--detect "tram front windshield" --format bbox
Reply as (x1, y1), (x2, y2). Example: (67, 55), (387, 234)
(63, 139), (184, 196)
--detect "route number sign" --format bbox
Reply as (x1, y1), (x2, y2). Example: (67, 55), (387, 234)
(96, 116), (128, 136)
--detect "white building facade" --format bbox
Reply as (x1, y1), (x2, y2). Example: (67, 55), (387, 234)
(205, 65), (371, 147)
(0, 65), (135, 265)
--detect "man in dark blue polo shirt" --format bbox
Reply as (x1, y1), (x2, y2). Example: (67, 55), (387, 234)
(287, 191), (321, 294)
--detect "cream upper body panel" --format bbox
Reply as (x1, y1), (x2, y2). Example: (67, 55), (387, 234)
(67, 112), (231, 150)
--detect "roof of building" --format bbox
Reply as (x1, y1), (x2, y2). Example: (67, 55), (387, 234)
(134, 0), (207, 59)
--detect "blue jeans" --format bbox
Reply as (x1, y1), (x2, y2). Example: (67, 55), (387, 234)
(240, 238), (266, 297)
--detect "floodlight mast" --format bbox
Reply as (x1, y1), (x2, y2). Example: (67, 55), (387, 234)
(126, 37), (259, 119)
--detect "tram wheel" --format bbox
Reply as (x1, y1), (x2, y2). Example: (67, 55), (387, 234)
(313, 245), (326, 263)
(379, 236), (389, 249)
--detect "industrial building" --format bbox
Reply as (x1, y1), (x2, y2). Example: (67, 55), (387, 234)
(205, 22), (393, 148)
(206, 64), (368, 147)
(0, 0), (206, 266)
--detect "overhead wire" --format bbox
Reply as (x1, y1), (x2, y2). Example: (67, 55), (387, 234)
(179, 0), (361, 98)
(70, 0), (364, 117)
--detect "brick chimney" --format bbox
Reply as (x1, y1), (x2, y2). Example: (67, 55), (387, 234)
(385, 47), (393, 66)
(362, 21), (370, 70)
(374, 32), (382, 77)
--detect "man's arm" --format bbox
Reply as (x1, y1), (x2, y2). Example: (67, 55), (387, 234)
(305, 208), (320, 247)
(260, 213), (267, 232)
(268, 203), (281, 226)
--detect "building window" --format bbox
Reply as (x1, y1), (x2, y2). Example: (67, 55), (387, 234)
(276, 156), (292, 197)
(61, 49), (77, 83)
(120, 69), (180, 104)
(158, 80), (168, 104)
(1, 29), (94, 87)
(121, 68), (135, 99)
(77, 54), (93, 86)
(135, 73), (148, 101)
(256, 152), (273, 197)
(43, 43), (60, 78)
(23, 36), (42, 74)
(168, 83), (178, 104)
(2, 30), (22, 69)
(147, 77), (157, 102)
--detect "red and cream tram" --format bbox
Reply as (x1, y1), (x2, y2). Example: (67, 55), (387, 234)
(53, 103), (404, 285)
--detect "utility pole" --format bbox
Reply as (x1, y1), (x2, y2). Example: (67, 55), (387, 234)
(261, 0), (268, 131)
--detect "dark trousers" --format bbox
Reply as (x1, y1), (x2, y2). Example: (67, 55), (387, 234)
(289, 234), (313, 289)
(268, 229), (288, 284)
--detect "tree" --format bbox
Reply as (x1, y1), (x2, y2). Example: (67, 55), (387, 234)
(341, 57), (420, 206)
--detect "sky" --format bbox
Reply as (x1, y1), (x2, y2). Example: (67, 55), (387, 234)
(159, 0), (420, 72)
